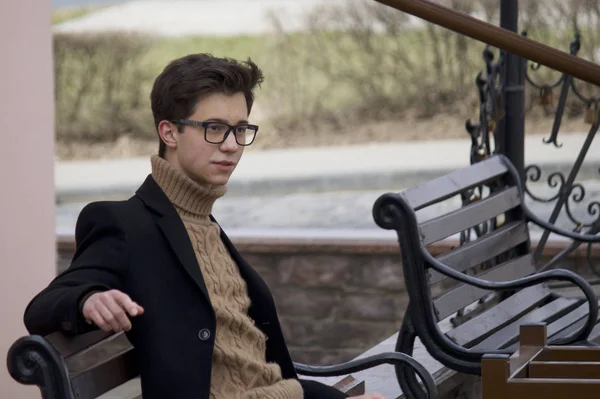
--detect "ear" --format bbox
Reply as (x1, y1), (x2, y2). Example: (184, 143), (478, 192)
(157, 120), (178, 150)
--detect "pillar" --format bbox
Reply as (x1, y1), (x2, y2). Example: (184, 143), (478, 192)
(0, 0), (55, 397)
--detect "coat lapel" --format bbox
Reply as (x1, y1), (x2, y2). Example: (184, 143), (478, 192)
(135, 175), (211, 306)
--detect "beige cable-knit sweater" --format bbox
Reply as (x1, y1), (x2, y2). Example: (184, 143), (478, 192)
(151, 155), (303, 399)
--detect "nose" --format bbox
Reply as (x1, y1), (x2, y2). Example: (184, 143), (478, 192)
(220, 131), (239, 152)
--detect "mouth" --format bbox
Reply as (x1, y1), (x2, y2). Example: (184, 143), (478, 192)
(213, 161), (236, 166)
(212, 161), (237, 172)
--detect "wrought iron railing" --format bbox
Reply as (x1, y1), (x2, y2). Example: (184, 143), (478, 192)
(465, 31), (600, 279)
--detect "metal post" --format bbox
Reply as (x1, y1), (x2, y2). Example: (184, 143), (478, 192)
(498, 0), (525, 180)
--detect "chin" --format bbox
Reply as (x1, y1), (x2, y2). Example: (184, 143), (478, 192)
(210, 180), (228, 186)
(206, 176), (230, 186)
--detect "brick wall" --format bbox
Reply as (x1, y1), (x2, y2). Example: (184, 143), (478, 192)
(245, 252), (408, 365)
(56, 233), (599, 367)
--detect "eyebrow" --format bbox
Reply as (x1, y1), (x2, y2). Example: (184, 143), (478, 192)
(205, 117), (249, 124)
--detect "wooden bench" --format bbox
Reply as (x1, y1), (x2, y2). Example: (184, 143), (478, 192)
(370, 154), (600, 398)
(7, 331), (138, 399)
(483, 323), (600, 399)
(7, 325), (438, 398)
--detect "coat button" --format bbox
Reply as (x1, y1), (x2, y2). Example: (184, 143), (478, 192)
(198, 329), (211, 341)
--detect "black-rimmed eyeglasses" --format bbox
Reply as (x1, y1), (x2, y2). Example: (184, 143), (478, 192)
(171, 119), (259, 146)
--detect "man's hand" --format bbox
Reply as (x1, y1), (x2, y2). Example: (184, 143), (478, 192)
(349, 393), (386, 399)
(81, 289), (144, 332)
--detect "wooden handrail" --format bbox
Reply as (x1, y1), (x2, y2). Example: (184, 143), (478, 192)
(374, 0), (600, 87)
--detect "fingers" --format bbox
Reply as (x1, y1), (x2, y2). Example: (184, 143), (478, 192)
(86, 307), (112, 332)
(103, 296), (132, 331)
(97, 301), (127, 331)
(82, 289), (143, 333)
(113, 291), (144, 317)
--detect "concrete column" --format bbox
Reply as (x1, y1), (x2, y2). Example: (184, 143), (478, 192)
(0, 1), (55, 397)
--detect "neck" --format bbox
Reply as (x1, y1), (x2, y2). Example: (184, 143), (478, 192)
(150, 154), (226, 221)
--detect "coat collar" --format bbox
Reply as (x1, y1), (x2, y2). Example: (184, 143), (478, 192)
(135, 174), (174, 217)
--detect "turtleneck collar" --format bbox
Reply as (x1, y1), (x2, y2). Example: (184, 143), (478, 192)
(150, 154), (227, 221)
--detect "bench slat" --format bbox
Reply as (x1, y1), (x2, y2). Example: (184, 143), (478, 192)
(45, 330), (113, 359)
(429, 221), (529, 285)
(420, 186), (521, 245)
(500, 301), (600, 353)
(70, 349), (138, 399)
(399, 156), (508, 211)
(588, 323), (600, 343)
(65, 332), (133, 374)
(59, 332), (138, 399)
(470, 297), (580, 350)
(433, 254), (535, 320)
(446, 285), (552, 347)
(96, 377), (142, 399)
(548, 301), (600, 342)
(546, 301), (597, 339)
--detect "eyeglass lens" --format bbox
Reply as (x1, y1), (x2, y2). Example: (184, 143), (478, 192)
(205, 122), (256, 145)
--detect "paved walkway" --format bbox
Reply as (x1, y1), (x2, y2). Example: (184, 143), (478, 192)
(52, 0), (395, 37)
(56, 179), (600, 236)
(55, 132), (600, 200)
(55, 133), (600, 236)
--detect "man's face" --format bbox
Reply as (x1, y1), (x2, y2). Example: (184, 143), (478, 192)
(160, 92), (249, 186)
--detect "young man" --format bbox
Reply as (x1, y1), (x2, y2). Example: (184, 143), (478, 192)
(23, 54), (385, 399)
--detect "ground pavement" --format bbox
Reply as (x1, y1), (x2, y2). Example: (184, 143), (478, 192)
(56, 132), (600, 238)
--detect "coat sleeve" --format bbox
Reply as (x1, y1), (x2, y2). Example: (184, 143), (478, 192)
(23, 201), (130, 336)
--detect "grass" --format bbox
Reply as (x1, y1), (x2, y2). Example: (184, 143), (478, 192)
(138, 28), (480, 118)
(144, 35), (269, 65)
(53, 15), (600, 148)
(139, 34), (273, 88)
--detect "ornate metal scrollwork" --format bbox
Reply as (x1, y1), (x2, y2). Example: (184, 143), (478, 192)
(521, 30), (600, 274)
(465, 30), (600, 276)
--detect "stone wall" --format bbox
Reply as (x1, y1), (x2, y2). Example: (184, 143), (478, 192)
(56, 231), (600, 367)
(245, 252), (408, 365)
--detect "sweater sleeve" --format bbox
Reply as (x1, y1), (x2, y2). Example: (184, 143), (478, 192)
(23, 201), (130, 336)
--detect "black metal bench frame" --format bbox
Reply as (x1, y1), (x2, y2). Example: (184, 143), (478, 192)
(372, 154), (600, 399)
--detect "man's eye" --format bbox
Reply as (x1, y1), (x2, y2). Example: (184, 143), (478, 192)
(209, 124), (224, 131)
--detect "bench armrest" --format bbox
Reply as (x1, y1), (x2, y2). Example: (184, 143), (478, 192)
(7, 335), (75, 399)
(416, 233), (599, 345)
(524, 206), (600, 243)
(295, 352), (438, 399)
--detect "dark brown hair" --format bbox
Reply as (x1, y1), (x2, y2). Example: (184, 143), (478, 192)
(150, 53), (264, 157)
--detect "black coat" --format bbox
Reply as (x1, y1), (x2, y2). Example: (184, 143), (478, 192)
(24, 175), (348, 399)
